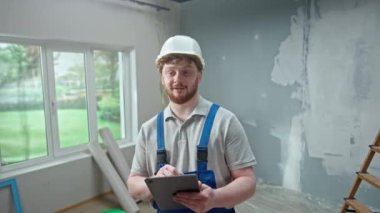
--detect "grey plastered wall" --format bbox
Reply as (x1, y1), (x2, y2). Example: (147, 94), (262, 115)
(181, 0), (380, 208)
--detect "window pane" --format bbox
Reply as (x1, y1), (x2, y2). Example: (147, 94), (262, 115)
(94, 50), (122, 141)
(53, 52), (89, 148)
(0, 43), (47, 165)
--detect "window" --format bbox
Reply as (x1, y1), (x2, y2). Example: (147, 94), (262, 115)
(53, 51), (89, 148)
(0, 38), (137, 171)
(94, 50), (123, 141)
(0, 43), (47, 165)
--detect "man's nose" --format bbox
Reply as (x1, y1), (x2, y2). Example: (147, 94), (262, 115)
(173, 72), (184, 81)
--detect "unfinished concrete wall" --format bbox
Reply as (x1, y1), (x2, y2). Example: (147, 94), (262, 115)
(181, 0), (380, 208)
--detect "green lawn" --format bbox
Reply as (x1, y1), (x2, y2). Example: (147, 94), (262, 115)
(0, 109), (121, 164)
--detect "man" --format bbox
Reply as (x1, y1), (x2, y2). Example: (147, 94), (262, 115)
(127, 35), (256, 213)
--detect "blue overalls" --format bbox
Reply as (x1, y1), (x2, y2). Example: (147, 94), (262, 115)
(154, 104), (235, 213)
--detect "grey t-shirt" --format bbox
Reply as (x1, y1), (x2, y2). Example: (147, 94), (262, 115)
(130, 96), (256, 188)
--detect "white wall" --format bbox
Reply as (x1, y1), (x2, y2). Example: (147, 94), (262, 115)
(0, 147), (137, 213)
(0, 0), (180, 125)
(0, 0), (180, 212)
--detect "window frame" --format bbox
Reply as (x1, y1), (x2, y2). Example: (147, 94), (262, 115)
(0, 36), (138, 173)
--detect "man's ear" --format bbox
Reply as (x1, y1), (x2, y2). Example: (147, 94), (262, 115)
(198, 70), (203, 82)
(160, 74), (165, 85)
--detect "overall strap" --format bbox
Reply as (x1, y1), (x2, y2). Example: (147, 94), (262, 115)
(156, 111), (167, 169)
(156, 104), (220, 171)
(197, 104), (220, 171)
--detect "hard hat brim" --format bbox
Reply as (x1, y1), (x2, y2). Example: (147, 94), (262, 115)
(155, 52), (205, 67)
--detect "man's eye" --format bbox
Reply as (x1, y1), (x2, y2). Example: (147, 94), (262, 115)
(167, 71), (175, 76)
(183, 70), (191, 76)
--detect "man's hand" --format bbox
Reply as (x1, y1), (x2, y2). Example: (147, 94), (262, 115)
(173, 182), (215, 213)
(127, 164), (182, 201)
(173, 166), (256, 213)
(155, 164), (182, 177)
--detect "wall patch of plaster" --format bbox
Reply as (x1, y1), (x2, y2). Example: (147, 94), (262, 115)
(271, 0), (380, 185)
(271, 115), (304, 191)
(271, 9), (304, 87)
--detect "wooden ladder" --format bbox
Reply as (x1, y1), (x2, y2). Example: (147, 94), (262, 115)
(341, 130), (380, 213)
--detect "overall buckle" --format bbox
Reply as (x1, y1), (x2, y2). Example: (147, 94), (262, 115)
(157, 150), (167, 169)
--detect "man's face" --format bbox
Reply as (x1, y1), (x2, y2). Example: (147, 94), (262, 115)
(161, 58), (202, 104)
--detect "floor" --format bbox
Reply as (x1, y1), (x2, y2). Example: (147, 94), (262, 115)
(57, 184), (341, 213)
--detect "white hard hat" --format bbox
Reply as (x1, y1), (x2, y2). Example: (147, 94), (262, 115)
(155, 35), (205, 68)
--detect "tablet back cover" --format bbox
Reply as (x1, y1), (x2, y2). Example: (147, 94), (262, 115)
(145, 174), (199, 210)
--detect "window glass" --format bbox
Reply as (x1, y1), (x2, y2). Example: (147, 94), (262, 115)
(94, 50), (122, 141)
(0, 43), (47, 165)
(0, 39), (134, 171)
(53, 52), (89, 148)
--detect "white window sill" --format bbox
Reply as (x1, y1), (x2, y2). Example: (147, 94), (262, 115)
(0, 142), (135, 180)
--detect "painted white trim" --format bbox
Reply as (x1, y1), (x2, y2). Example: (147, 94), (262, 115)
(129, 49), (139, 142)
(99, 127), (131, 183)
(0, 142), (135, 179)
(0, 36), (137, 173)
(88, 141), (139, 213)
(85, 50), (98, 143)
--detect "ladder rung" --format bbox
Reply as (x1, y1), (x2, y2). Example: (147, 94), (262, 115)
(344, 199), (372, 213)
(358, 172), (380, 189)
(342, 131), (380, 213)
(370, 145), (380, 153)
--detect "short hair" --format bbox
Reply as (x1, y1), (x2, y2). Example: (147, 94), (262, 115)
(157, 54), (203, 73)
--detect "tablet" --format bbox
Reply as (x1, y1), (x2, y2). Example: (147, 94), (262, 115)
(145, 174), (200, 210)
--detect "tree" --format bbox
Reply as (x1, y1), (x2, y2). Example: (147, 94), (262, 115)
(0, 43), (41, 162)
(94, 50), (119, 96)
(0, 43), (40, 88)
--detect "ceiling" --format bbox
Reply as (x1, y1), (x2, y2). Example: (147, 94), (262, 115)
(170, 0), (192, 2)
